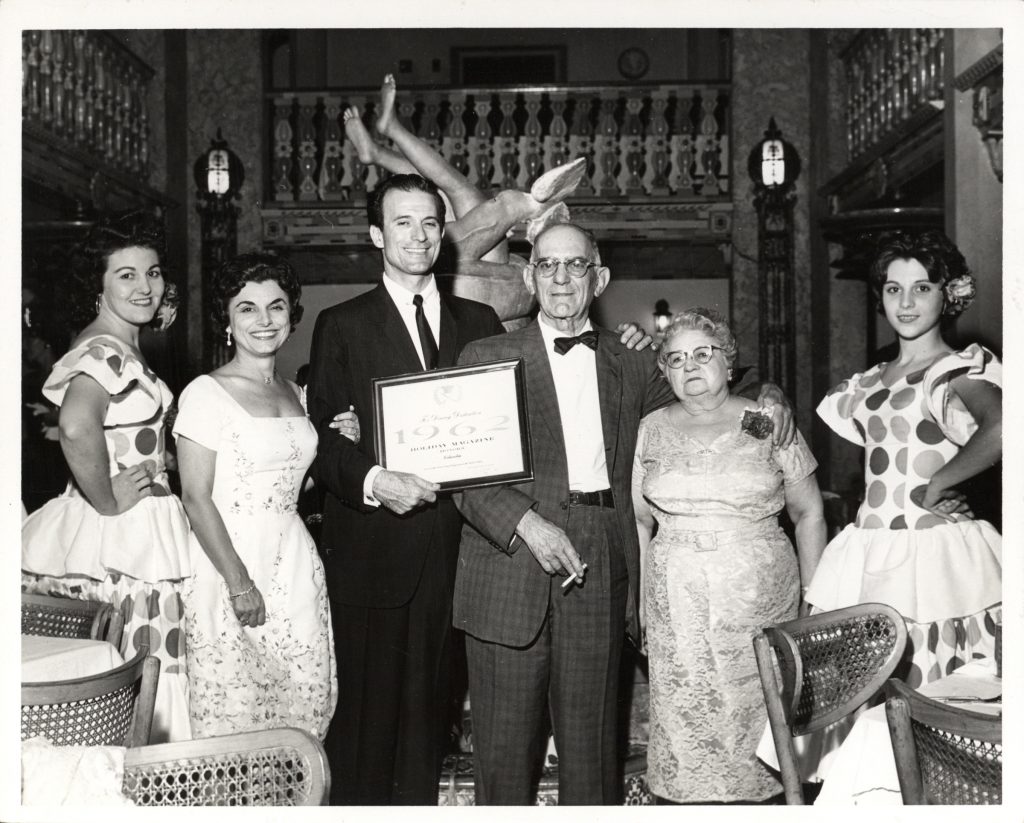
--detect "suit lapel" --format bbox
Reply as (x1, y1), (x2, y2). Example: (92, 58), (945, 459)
(522, 322), (566, 455)
(595, 328), (624, 472)
(372, 283), (424, 372)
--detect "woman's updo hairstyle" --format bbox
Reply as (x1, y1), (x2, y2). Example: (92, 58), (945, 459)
(868, 230), (976, 317)
(211, 251), (304, 333)
(67, 211), (168, 328)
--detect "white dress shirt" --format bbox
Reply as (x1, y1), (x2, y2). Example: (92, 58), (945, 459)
(382, 272), (441, 370)
(537, 317), (610, 492)
(363, 274), (442, 505)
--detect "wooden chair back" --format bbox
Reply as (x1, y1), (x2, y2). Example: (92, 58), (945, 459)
(753, 602), (908, 804)
(21, 593), (125, 650)
(122, 727), (330, 806)
(21, 651), (159, 748)
(885, 679), (1001, 804)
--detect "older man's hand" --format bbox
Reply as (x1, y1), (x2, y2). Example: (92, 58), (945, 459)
(372, 470), (439, 514)
(515, 509), (586, 579)
(615, 321), (656, 351)
(757, 382), (797, 448)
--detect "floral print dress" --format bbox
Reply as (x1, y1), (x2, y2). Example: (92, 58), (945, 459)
(173, 375), (337, 740)
(632, 407), (818, 803)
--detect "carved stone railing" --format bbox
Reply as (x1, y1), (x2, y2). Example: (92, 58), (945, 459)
(267, 83), (731, 204)
(841, 29), (945, 161)
(23, 30), (154, 182)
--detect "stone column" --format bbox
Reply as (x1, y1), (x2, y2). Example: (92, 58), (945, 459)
(185, 31), (264, 376)
(731, 30), (813, 422)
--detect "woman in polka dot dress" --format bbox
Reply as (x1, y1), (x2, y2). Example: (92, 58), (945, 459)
(805, 231), (1001, 687)
(22, 215), (192, 742)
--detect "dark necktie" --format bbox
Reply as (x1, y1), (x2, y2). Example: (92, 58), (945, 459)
(412, 293), (439, 370)
(553, 329), (599, 355)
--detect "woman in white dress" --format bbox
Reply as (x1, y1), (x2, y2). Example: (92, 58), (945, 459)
(807, 230), (1001, 685)
(22, 214), (192, 742)
(174, 252), (355, 740)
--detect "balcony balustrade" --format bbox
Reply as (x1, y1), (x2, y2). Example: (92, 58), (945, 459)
(23, 30), (154, 183)
(263, 82), (732, 246)
(841, 28), (944, 161)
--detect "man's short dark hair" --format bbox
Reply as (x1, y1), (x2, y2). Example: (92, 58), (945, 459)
(367, 174), (446, 230)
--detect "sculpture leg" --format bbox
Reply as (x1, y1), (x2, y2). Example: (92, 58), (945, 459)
(376, 75), (511, 264)
(343, 106), (416, 175)
(375, 75), (586, 264)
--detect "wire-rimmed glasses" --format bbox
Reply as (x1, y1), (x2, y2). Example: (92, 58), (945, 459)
(530, 257), (597, 278)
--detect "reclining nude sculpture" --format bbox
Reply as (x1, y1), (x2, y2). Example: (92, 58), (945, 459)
(344, 75), (588, 328)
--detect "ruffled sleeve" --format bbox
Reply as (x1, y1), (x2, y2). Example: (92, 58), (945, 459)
(923, 344), (1002, 446)
(42, 336), (165, 426)
(776, 428), (819, 485)
(816, 370), (871, 446)
(173, 375), (226, 452)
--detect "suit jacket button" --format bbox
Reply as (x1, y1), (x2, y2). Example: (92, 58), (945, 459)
(560, 501), (568, 510)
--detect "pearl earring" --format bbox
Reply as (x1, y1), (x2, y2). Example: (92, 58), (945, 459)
(226, 328), (232, 347)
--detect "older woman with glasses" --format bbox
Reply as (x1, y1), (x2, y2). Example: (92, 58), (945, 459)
(631, 307), (825, 804)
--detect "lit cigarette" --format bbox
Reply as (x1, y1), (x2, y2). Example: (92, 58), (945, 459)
(561, 563), (589, 589)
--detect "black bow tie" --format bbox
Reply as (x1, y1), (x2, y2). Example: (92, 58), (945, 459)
(554, 330), (599, 355)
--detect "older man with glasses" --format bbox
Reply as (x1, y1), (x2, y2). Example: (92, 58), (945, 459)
(452, 223), (795, 804)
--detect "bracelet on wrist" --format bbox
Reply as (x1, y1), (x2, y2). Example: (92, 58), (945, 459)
(229, 582), (255, 600)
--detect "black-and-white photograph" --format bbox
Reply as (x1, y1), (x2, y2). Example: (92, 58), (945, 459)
(3, 1), (1019, 817)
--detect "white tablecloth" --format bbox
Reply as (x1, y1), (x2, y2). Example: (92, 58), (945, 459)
(22, 635), (125, 682)
(756, 658), (1001, 805)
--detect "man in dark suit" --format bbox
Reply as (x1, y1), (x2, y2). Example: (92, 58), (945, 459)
(306, 174), (504, 805)
(453, 223), (792, 804)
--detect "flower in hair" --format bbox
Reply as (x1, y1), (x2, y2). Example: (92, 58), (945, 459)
(943, 274), (977, 316)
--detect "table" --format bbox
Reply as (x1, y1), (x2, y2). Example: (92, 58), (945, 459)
(813, 657), (1000, 804)
(22, 635), (125, 682)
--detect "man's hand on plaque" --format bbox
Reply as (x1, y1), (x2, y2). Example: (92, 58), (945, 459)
(373, 469), (440, 514)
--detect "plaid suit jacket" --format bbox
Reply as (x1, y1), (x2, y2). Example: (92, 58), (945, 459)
(453, 319), (675, 647)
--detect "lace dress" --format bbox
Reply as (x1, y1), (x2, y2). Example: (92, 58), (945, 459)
(173, 375), (337, 740)
(22, 335), (192, 743)
(806, 345), (1002, 686)
(632, 407), (818, 803)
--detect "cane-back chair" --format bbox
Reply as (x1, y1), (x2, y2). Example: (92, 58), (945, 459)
(21, 650), (159, 748)
(122, 727), (330, 806)
(885, 679), (1001, 804)
(21, 592), (125, 650)
(753, 603), (908, 804)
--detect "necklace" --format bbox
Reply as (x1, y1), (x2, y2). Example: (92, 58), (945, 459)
(231, 363), (275, 385)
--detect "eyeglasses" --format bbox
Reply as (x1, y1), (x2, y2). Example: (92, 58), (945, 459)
(659, 345), (725, 368)
(531, 257), (597, 278)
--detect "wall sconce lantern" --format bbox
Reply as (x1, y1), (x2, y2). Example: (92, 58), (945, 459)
(195, 129), (245, 200)
(653, 299), (673, 336)
(748, 117), (800, 398)
(195, 130), (244, 367)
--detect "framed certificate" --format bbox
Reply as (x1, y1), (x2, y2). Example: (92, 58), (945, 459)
(371, 358), (533, 492)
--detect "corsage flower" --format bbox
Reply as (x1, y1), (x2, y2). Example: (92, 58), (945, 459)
(740, 407), (773, 440)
